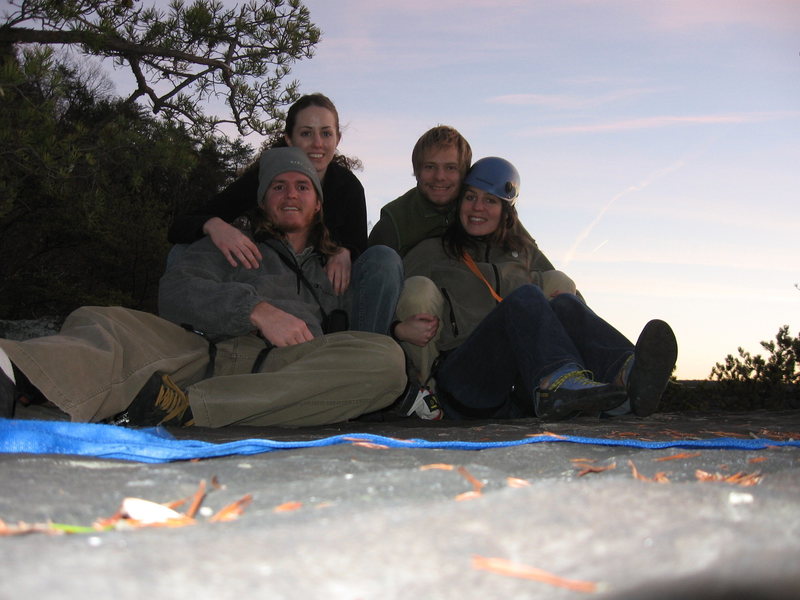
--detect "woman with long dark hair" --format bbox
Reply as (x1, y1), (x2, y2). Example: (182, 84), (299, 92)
(393, 157), (678, 421)
(168, 93), (401, 335)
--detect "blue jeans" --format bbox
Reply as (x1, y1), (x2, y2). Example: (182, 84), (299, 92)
(349, 245), (403, 335)
(436, 285), (633, 419)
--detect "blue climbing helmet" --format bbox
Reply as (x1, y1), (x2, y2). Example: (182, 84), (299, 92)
(463, 157), (520, 205)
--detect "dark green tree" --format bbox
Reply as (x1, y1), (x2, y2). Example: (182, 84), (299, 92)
(1, 0), (320, 136)
(711, 326), (800, 386)
(0, 46), (254, 317)
(707, 326), (799, 410)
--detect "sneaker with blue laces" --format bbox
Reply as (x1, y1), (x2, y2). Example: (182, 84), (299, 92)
(534, 364), (626, 420)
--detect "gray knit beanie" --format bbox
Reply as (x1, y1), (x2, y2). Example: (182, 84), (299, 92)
(256, 147), (324, 208)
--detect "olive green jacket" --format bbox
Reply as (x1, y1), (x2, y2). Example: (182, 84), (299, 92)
(367, 187), (454, 257)
(403, 237), (556, 352)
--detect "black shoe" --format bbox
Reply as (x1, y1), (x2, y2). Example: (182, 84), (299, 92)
(1, 346), (18, 419)
(354, 379), (419, 422)
(109, 372), (193, 427)
(627, 320), (678, 417)
(1, 365), (17, 419)
(534, 368), (626, 420)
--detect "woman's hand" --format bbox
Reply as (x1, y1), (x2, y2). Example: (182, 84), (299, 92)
(250, 302), (315, 347)
(325, 247), (352, 295)
(394, 314), (439, 347)
(203, 217), (263, 269)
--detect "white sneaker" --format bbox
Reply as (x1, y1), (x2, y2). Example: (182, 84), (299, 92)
(406, 386), (444, 420)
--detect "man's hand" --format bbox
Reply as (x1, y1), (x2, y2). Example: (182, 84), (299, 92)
(324, 247), (352, 295)
(204, 217), (263, 269)
(394, 314), (439, 347)
(250, 302), (315, 347)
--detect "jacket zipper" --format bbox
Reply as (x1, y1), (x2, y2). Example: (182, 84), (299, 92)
(441, 287), (459, 337)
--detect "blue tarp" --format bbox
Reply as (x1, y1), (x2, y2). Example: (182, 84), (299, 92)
(1, 418), (798, 464)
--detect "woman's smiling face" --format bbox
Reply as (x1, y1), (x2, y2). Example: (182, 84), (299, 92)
(459, 185), (503, 237)
(285, 106), (341, 179)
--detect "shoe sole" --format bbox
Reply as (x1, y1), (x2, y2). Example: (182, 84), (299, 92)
(1, 369), (16, 419)
(536, 386), (627, 420)
(628, 319), (678, 417)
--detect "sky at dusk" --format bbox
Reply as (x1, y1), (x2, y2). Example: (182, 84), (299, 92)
(6, 0), (799, 379)
(286, 0), (800, 380)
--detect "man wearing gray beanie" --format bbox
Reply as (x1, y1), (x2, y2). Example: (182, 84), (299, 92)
(1, 147), (406, 427)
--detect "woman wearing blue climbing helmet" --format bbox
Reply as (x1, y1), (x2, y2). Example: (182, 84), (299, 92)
(393, 155), (678, 423)
(463, 156), (520, 203)
(443, 156), (528, 258)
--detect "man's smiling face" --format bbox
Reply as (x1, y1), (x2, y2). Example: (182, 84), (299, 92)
(415, 145), (462, 207)
(263, 171), (320, 232)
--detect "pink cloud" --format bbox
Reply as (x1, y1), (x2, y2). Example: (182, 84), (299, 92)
(526, 111), (800, 135)
(612, 0), (800, 31)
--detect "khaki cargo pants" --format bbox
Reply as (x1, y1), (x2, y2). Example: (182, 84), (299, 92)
(0, 306), (405, 427)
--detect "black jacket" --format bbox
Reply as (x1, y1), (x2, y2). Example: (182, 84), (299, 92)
(168, 162), (368, 258)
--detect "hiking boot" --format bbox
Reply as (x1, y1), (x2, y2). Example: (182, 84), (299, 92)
(109, 372), (194, 427)
(625, 320), (678, 417)
(0, 347), (17, 419)
(534, 365), (626, 420)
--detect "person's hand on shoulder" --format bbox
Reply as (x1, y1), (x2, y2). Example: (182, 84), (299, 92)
(325, 247), (352, 295)
(203, 217), (263, 269)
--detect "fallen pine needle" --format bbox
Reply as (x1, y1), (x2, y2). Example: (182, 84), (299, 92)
(272, 500), (302, 514)
(576, 462), (616, 477)
(699, 430), (749, 439)
(695, 470), (762, 486)
(210, 494), (254, 521)
(506, 477), (531, 488)
(748, 457), (767, 464)
(3, 479), (251, 534)
(343, 437), (389, 449)
(420, 463), (455, 471)
(185, 480), (207, 519)
(0, 519), (62, 536)
(457, 466), (485, 494)
(471, 555), (598, 593)
(628, 460), (670, 483)
(454, 490), (482, 502)
(526, 431), (568, 440)
(655, 452), (701, 462)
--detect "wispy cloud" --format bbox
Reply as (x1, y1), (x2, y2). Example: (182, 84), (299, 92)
(567, 0), (800, 31)
(640, 0), (800, 31)
(487, 88), (663, 110)
(562, 158), (687, 267)
(524, 111), (800, 136)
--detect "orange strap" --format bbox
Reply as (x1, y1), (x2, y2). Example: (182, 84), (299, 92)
(462, 251), (503, 303)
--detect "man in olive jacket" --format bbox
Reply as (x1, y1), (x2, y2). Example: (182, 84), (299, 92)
(0, 148), (405, 427)
(367, 125), (472, 257)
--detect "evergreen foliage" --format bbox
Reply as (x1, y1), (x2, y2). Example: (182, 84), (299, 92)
(0, 46), (254, 318)
(699, 325), (800, 410)
(1, 0), (321, 135)
(710, 325), (799, 386)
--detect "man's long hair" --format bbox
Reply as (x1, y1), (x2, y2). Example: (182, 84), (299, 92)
(248, 204), (340, 257)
